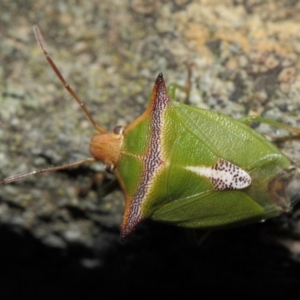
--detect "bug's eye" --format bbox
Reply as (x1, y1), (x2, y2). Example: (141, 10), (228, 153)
(105, 164), (115, 173)
(113, 126), (124, 135)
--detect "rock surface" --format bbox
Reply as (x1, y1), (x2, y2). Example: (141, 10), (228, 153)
(0, 0), (300, 298)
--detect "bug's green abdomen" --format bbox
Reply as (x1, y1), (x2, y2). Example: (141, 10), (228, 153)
(116, 74), (293, 238)
(149, 102), (291, 228)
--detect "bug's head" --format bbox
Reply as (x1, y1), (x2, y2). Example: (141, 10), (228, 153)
(89, 125), (124, 172)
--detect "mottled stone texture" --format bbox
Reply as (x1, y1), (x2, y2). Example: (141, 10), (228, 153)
(0, 0), (300, 298)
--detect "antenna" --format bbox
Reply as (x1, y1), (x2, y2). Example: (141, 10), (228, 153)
(33, 25), (106, 134)
(0, 158), (96, 185)
(0, 26), (106, 185)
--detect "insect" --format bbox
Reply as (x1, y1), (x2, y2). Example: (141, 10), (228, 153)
(1, 26), (300, 240)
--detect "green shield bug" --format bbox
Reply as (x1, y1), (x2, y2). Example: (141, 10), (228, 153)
(1, 26), (299, 240)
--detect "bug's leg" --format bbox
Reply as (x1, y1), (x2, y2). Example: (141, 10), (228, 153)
(167, 64), (192, 103)
(77, 173), (105, 197)
(238, 115), (300, 141)
(185, 229), (213, 247)
(97, 178), (119, 198)
(77, 173), (119, 198)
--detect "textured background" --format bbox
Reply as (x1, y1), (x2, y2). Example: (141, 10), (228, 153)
(1, 0), (300, 298)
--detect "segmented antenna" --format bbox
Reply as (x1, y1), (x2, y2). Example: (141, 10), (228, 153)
(0, 158), (96, 185)
(0, 26), (107, 185)
(33, 25), (106, 134)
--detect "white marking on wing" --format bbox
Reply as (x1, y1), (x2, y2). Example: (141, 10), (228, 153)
(186, 159), (251, 190)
